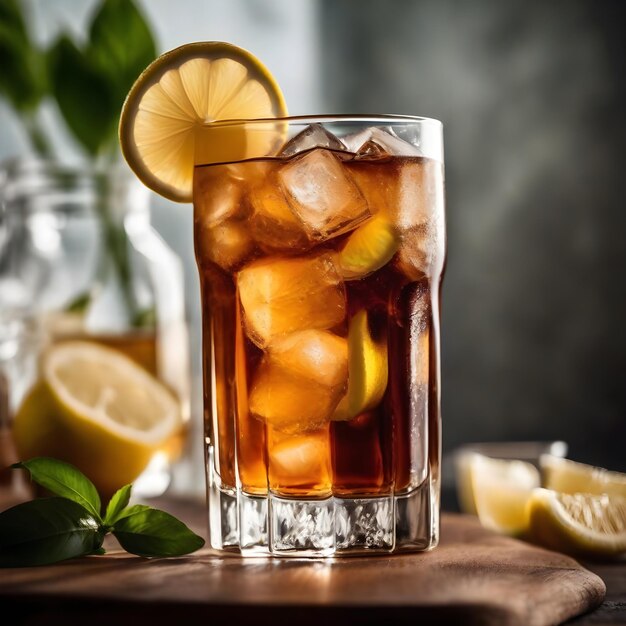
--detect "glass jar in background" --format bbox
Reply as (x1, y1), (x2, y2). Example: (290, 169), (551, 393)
(0, 159), (191, 499)
(0, 314), (40, 509)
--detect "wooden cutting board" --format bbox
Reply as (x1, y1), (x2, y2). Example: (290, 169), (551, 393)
(0, 496), (606, 626)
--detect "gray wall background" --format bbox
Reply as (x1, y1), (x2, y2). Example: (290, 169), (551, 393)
(319, 0), (626, 472)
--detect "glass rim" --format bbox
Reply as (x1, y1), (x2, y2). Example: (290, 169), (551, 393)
(200, 113), (443, 129)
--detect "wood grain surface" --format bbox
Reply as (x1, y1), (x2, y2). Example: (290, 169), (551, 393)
(0, 494), (612, 626)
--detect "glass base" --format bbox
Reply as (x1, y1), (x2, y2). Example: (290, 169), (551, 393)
(207, 447), (439, 556)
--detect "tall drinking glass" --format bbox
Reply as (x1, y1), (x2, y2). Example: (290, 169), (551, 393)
(193, 115), (445, 555)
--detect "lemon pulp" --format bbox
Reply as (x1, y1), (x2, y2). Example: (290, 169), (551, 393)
(528, 488), (626, 557)
(540, 454), (626, 498)
(338, 216), (399, 279)
(13, 341), (180, 497)
(333, 310), (388, 421)
(119, 41), (287, 202)
(467, 453), (540, 536)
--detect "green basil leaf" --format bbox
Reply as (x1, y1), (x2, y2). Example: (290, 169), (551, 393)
(0, 22), (47, 112)
(111, 504), (152, 523)
(103, 484), (132, 526)
(14, 457), (102, 522)
(88, 0), (156, 106)
(113, 508), (205, 557)
(0, 498), (104, 567)
(48, 35), (116, 155)
(0, 0), (27, 38)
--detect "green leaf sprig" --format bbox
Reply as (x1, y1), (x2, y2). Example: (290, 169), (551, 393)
(49, 0), (156, 158)
(0, 0), (51, 156)
(0, 458), (205, 567)
(0, 0), (158, 327)
(0, 0), (156, 159)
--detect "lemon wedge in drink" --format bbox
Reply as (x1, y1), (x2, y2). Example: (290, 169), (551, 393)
(467, 453), (540, 536)
(528, 488), (626, 558)
(333, 310), (388, 421)
(338, 216), (399, 279)
(13, 341), (180, 497)
(119, 41), (287, 202)
(540, 454), (626, 498)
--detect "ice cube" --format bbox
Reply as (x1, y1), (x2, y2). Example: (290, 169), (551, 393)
(349, 157), (441, 232)
(353, 140), (393, 161)
(341, 128), (374, 154)
(342, 155), (396, 217)
(395, 220), (445, 280)
(395, 226), (429, 280)
(249, 177), (311, 251)
(280, 123), (347, 157)
(197, 219), (255, 271)
(249, 360), (340, 432)
(193, 164), (248, 227)
(400, 158), (443, 225)
(343, 126), (423, 158)
(278, 149), (371, 240)
(268, 429), (331, 488)
(268, 329), (348, 390)
(248, 330), (347, 432)
(237, 252), (346, 347)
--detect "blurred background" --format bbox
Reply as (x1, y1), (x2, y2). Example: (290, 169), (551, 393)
(1, 0), (624, 505)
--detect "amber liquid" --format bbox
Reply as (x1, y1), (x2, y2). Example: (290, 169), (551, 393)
(195, 151), (444, 500)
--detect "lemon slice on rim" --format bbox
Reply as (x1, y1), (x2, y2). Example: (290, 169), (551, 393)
(119, 41), (287, 202)
(13, 341), (181, 497)
(528, 488), (626, 558)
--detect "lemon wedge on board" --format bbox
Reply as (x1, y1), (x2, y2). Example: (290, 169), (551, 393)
(467, 453), (540, 536)
(528, 488), (626, 558)
(540, 454), (626, 499)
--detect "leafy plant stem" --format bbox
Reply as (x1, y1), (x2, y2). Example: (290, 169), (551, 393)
(94, 172), (137, 323)
(22, 111), (53, 159)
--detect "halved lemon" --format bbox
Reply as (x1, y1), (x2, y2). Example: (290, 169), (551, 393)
(528, 488), (626, 558)
(332, 310), (388, 421)
(540, 455), (626, 498)
(468, 453), (540, 536)
(119, 41), (287, 202)
(13, 341), (180, 497)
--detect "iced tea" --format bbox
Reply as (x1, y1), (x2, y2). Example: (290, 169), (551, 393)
(194, 119), (445, 555)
